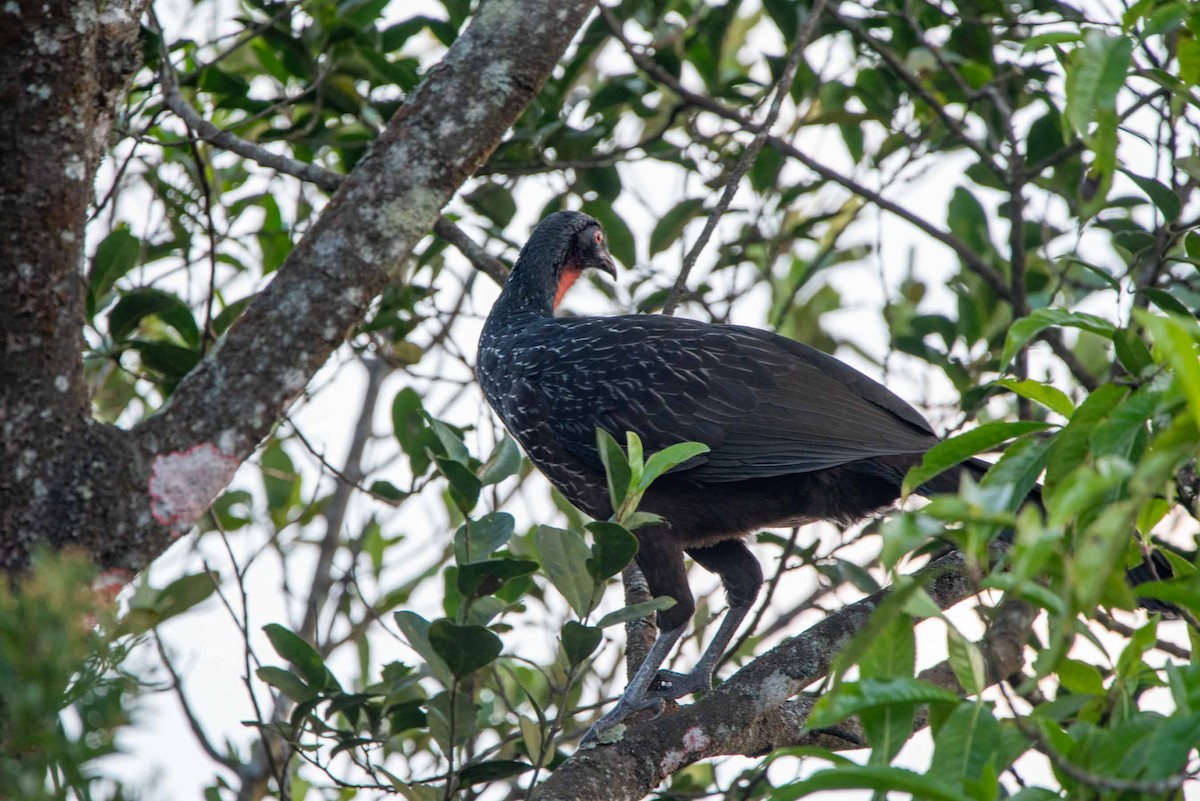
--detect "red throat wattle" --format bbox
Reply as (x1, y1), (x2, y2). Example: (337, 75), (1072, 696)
(553, 263), (583, 310)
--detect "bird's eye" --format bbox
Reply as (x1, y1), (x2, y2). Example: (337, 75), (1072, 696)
(594, 230), (604, 245)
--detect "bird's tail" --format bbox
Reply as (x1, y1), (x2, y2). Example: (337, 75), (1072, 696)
(917, 458), (1177, 614)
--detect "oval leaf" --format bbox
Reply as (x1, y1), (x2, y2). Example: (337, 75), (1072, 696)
(903, 421), (1051, 496)
(427, 619), (502, 677)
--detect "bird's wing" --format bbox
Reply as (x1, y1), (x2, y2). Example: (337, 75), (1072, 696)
(514, 316), (939, 483)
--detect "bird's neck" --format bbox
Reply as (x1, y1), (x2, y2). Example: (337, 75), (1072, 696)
(492, 259), (564, 319)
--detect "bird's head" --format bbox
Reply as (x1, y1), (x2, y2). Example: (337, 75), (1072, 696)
(509, 210), (617, 312)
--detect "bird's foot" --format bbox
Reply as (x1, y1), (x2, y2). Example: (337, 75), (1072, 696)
(648, 668), (713, 701)
(580, 694), (666, 747)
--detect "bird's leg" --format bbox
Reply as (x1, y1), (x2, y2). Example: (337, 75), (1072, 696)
(649, 539), (763, 700)
(582, 539), (694, 745)
(580, 623), (685, 745)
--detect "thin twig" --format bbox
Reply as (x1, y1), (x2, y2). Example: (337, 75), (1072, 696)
(186, 137), (221, 355)
(154, 631), (241, 771)
(650, 0), (826, 314)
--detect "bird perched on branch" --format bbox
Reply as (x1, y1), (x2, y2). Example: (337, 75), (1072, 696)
(476, 210), (1171, 742)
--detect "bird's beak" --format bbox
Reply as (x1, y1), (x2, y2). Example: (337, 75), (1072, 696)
(597, 248), (618, 278)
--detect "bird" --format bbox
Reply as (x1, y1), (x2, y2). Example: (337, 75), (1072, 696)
(475, 210), (1172, 742)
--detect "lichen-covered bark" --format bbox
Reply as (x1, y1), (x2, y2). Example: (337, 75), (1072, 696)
(530, 552), (987, 801)
(0, 0), (150, 568)
(0, 0), (598, 573)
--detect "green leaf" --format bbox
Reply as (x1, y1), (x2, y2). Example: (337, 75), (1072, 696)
(518, 715), (543, 764)
(1140, 288), (1192, 318)
(1120, 170), (1182, 221)
(1140, 312), (1200, 431)
(979, 435), (1053, 513)
(1058, 658), (1105, 695)
(808, 678), (960, 728)
(997, 378), (1075, 417)
(1001, 308), (1116, 367)
(946, 628), (986, 696)
(1113, 327), (1154, 375)
(595, 596), (676, 628)
(771, 765), (963, 801)
(391, 388), (437, 477)
(596, 429), (632, 512)
(534, 525), (595, 617)
(212, 294), (254, 337)
(561, 621), (602, 665)
(585, 521), (639, 581)
(1129, 580), (1200, 612)
(857, 625), (919, 764)
(649, 198), (705, 257)
(130, 340), (200, 384)
(88, 226), (141, 315)
(1141, 3), (1190, 38)
(437, 457), (481, 514)
(1044, 384), (1127, 495)
(455, 512), (514, 564)
(122, 571), (220, 634)
(464, 182), (517, 227)
(947, 187), (994, 255)
(263, 623), (328, 690)
(393, 611), (453, 686)
(1007, 789), (1062, 801)
(621, 510), (665, 530)
(861, 702), (914, 765)
(638, 441), (710, 492)
(477, 436), (521, 486)
(458, 760), (533, 786)
(108, 288), (200, 346)
(427, 689), (476, 751)
(427, 417), (470, 464)
(624, 432), (644, 479)
(1065, 31), (1132, 134)
(860, 612), (915, 681)
(369, 480), (408, 503)
(427, 620), (503, 677)
(260, 441), (300, 519)
(456, 558), (538, 599)
(1138, 713), (1200, 778)
(930, 702), (1002, 789)
(1074, 500), (1139, 610)
(256, 666), (316, 702)
(155, 571), (219, 621)
(903, 422), (1051, 496)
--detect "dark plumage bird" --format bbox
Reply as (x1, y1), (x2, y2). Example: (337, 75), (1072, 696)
(476, 210), (1171, 741)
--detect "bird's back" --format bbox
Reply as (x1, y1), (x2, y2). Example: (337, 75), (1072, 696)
(478, 311), (940, 520)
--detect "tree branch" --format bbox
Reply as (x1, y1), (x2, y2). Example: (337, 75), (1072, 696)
(531, 549), (991, 800)
(1, 0), (153, 570)
(2, 0), (597, 577)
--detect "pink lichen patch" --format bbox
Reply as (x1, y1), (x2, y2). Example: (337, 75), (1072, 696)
(92, 568), (134, 602)
(660, 749), (686, 776)
(681, 726), (710, 753)
(149, 443), (239, 532)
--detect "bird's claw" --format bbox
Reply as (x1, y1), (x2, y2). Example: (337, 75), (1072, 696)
(648, 669), (712, 700)
(580, 695), (666, 746)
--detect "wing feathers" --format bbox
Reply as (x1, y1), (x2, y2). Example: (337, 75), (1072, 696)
(511, 315), (938, 483)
